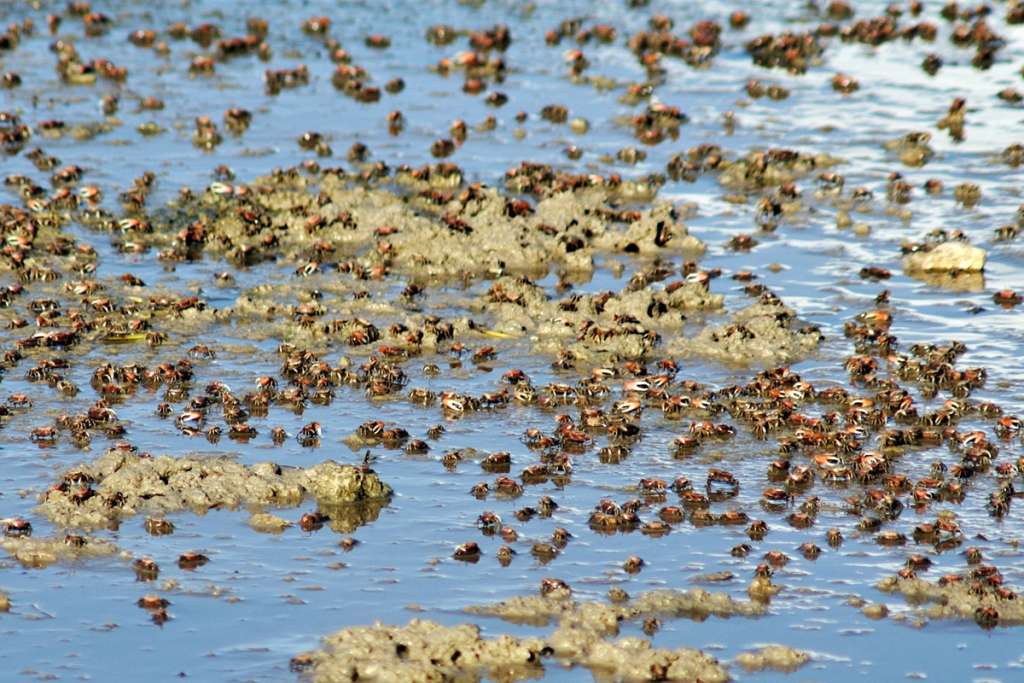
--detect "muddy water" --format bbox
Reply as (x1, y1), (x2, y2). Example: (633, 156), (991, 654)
(1, 0), (1024, 681)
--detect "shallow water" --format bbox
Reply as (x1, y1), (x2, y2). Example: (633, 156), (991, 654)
(1, 0), (1024, 681)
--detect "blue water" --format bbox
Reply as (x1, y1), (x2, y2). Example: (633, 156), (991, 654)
(1, 1), (1023, 681)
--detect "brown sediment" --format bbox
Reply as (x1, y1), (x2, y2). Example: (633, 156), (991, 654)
(717, 149), (841, 190)
(483, 272), (721, 359)
(901, 269), (985, 292)
(877, 576), (1024, 625)
(161, 174), (704, 282)
(668, 301), (822, 365)
(1, 534), (123, 568)
(300, 606), (732, 682)
(296, 620), (548, 683)
(466, 587), (765, 626)
(690, 571), (735, 584)
(466, 593), (578, 627)
(547, 631), (728, 683)
(883, 132), (935, 167)
(629, 589), (765, 619)
(37, 447), (392, 529)
(862, 603), (888, 619)
(0, 591), (9, 612)
(247, 511), (292, 533)
(734, 645), (810, 672)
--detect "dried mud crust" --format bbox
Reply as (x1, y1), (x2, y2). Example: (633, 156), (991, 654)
(667, 301), (823, 365)
(38, 447), (392, 530)
(1, 535), (124, 568)
(877, 575), (1024, 626)
(162, 173), (705, 281)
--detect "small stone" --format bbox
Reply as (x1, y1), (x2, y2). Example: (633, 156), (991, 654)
(248, 512), (291, 533)
(735, 645), (811, 672)
(904, 242), (985, 273)
(862, 602), (888, 619)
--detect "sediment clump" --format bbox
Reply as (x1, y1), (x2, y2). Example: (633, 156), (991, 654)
(38, 446), (392, 529)
(247, 512), (292, 533)
(165, 172), (704, 282)
(467, 592), (596, 627)
(878, 575), (1024, 626)
(1, 534), (123, 568)
(297, 588), (763, 681)
(484, 273), (722, 359)
(468, 588), (764, 626)
(549, 632), (728, 683)
(669, 301), (822, 365)
(717, 149), (840, 189)
(628, 589), (766, 619)
(734, 645), (810, 672)
(296, 620), (548, 683)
